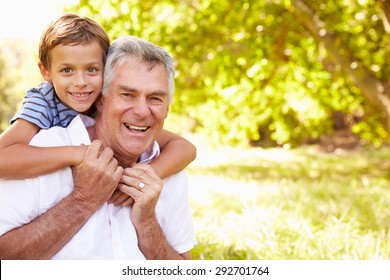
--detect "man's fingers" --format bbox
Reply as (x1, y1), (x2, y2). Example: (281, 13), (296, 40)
(84, 140), (104, 160)
(122, 197), (135, 207)
(99, 147), (115, 165)
(123, 164), (159, 182)
(118, 183), (139, 198)
(84, 141), (115, 165)
(108, 189), (122, 204)
(109, 190), (131, 206)
(121, 175), (145, 191)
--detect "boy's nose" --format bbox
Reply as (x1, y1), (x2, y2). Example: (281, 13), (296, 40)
(73, 73), (87, 87)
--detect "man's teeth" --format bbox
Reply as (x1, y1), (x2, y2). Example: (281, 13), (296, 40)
(124, 124), (148, 131)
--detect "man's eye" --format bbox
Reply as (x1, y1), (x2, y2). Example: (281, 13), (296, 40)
(151, 96), (164, 102)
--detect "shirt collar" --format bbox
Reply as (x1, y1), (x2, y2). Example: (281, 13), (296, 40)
(67, 114), (92, 146)
(138, 142), (160, 164)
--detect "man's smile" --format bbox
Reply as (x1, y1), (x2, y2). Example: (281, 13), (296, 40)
(123, 123), (149, 132)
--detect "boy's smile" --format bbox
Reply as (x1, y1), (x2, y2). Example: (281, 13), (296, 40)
(39, 41), (104, 113)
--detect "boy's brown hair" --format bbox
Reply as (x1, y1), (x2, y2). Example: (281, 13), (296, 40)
(39, 13), (110, 70)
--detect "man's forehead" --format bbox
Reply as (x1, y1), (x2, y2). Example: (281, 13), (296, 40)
(119, 57), (166, 72)
(115, 58), (166, 77)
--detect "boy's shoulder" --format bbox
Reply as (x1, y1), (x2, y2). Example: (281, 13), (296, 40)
(27, 81), (55, 99)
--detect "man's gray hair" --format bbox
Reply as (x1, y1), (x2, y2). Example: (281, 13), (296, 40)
(102, 36), (175, 103)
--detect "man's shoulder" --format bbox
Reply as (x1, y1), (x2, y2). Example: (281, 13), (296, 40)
(160, 170), (188, 197)
(163, 170), (187, 183)
(29, 115), (87, 147)
(29, 115), (90, 147)
(29, 125), (70, 147)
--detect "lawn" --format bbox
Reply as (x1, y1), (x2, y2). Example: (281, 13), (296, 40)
(186, 145), (390, 259)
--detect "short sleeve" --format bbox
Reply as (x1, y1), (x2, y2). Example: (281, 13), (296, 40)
(10, 87), (54, 129)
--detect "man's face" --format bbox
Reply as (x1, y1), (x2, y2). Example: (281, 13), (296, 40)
(96, 58), (169, 164)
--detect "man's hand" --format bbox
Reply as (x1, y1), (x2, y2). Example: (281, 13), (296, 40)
(71, 140), (123, 212)
(117, 164), (189, 259)
(118, 164), (162, 224)
(108, 189), (135, 207)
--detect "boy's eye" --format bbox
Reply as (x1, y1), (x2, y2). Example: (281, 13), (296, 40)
(61, 68), (72, 73)
(87, 68), (98, 73)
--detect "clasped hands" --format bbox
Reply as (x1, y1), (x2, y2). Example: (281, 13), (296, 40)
(71, 140), (162, 220)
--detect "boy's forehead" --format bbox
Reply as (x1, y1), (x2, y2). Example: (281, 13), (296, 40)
(50, 41), (105, 61)
(56, 40), (105, 51)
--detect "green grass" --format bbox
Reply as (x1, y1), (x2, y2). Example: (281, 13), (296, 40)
(186, 145), (390, 259)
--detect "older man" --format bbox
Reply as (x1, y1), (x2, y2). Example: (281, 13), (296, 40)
(0, 36), (197, 259)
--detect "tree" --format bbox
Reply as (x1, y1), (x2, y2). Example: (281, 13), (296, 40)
(0, 39), (41, 133)
(291, 0), (390, 145)
(68, 0), (390, 146)
(0, 49), (14, 132)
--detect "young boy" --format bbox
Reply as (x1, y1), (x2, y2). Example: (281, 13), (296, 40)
(0, 14), (196, 204)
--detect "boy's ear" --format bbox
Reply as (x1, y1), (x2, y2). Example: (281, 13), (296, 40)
(38, 62), (51, 81)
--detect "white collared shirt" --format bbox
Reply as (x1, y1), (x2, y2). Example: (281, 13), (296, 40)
(0, 115), (197, 259)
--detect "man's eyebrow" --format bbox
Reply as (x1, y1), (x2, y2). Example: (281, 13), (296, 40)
(118, 85), (135, 92)
(118, 84), (168, 96)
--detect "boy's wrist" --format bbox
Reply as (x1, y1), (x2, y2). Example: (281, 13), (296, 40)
(68, 145), (88, 166)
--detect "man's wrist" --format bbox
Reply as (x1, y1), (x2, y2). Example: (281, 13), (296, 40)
(69, 191), (98, 216)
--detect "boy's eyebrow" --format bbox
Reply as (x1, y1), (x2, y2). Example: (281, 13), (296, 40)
(57, 60), (103, 67)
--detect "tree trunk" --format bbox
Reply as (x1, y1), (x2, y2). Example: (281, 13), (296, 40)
(291, 0), (390, 134)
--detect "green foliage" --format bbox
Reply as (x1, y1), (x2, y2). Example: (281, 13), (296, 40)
(0, 39), (41, 132)
(187, 146), (390, 259)
(67, 0), (390, 146)
(0, 51), (12, 131)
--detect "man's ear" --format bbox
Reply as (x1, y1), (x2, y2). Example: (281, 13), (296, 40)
(164, 106), (169, 119)
(38, 62), (51, 81)
(95, 95), (103, 112)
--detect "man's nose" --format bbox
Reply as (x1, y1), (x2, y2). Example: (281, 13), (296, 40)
(133, 98), (150, 117)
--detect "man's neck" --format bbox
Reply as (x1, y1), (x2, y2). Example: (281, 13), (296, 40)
(86, 125), (97, 142)
(86, 125), (138, 168)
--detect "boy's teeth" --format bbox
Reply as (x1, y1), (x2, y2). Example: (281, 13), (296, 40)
(71, 93), (89, 97)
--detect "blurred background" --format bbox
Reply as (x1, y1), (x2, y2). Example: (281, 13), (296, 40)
(1, 0), (390, 259)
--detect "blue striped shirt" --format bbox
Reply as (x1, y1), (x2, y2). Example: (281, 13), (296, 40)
(11, 82), (78, 129)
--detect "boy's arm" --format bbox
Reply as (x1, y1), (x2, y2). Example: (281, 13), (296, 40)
(0, 119), (86, 179)
(0, 141), (122, 259)
(154, 129), (196, 179)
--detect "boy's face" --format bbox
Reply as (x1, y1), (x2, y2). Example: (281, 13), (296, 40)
(39, 41), (104, 113)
